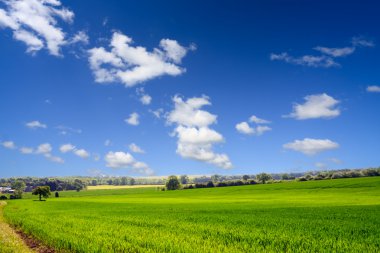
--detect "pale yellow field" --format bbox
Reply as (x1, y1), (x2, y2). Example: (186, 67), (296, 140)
(87, 185), (163, 190)
(0, 202), (31, 253)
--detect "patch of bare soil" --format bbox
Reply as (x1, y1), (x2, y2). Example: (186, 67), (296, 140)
(16, 229), (56, 253)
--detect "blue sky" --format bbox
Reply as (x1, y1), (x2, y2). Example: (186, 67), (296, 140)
(0, 0), (379, 177)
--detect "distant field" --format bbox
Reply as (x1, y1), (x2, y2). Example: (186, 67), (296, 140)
(4, 177), (380, 252)
(87, 184), (163, 190)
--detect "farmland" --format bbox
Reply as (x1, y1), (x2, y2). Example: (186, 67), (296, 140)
(3, 177), (380, 252)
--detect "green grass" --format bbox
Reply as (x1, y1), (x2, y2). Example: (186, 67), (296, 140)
(0, 202), (31, 253)
(4, 177), (380, 252)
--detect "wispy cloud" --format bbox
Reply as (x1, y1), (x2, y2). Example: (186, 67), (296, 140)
(129, 143), (145, 154)
(271, 36), (374, 68)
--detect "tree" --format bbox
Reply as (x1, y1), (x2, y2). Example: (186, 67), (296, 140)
(180, 175), (189, 184)
(256, 173), (272, 184)
(242, 175), (250, 181)
(32, 186), (51, 201)
(211, 174), (221, 183)
(129, 178), (135, 186)
(11, 180), (25, 199)
(166, 176), (181, 190)
(55, 191), (59, 198)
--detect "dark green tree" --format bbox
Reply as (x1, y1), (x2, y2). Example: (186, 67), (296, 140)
(256, 173), (272, 184)
(11, 180), (26, 199)
(242, 175), (250, 181)
(166, 176), (181, 190)
(32, 186), (51, 201)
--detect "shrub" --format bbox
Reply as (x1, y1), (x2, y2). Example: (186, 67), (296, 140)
(206, 181), (215, 188)
(0, 195), (7, 200)
(297, 177), (307, 182)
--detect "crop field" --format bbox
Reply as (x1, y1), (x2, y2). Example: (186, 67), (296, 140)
(86, 185), (163, 190)
(3, 177), (380, 252)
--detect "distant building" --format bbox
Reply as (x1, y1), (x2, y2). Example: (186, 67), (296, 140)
(0, 187), (14, 194)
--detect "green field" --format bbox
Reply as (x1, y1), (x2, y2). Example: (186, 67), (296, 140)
(3, 177), (380, 252)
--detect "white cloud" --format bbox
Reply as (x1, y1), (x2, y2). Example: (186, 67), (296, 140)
(236, 122), (254, 135)
(44, 153), (64, 163)
(167, 95), (217, 127)
(167, 95), (232, 169)
(56, 125), (82, 135)
(125, 112), (139, 126)
(285, 93), (340, 120)
(26, 120), (47, 129)
(367, 85), (380, 93)
(351, 37), (375, 47)
(140, 94), (152, 105)
(129, 143), (145, 154)
(36, 143), (52, 154)
(74, 148), (89, 159)
(59, 143), (89, 159)
(313, 46), (355, 57)
(270, 53), (338, 68)
(1, 141), (16, 149)
(105, 151), (153, 175)
(236, 122), (271, 136)
(255, 125), (272, 136)
(68, 30), (89, 45)
(59, 143), (75, 153)
(271, 36), (374, 68)
(150, 108), (164, 119)
(249, 115), (271, 124)
(2, 141), (63, 163)
(20, 146), (34, 154)
(0, 0), (75, 56)
(283, 138), (339, 155)
(88, 31), (192, 86)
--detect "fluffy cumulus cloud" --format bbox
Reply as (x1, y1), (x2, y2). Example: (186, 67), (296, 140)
(88, 31), (193, 87)
(167, 95), (232, 169)
(59, 143), (90, 159)
(136, 87), (152, 105)
(129, 143), (145, 154)
(270, 36), (374, 68)
(236, 122), (254, 135)
(283, 138), (339, 155)
(125, 112), (139, 126)
(285, 93), (340, 120)
(236, 115), (271, 136)
(0, 0), (83, 56)
(105, 151), (153, 175)
(26, 120), (47, 129)
(367, 85), (380, 93)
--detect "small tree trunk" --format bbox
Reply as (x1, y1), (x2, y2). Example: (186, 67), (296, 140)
(39, 194), (42, 201)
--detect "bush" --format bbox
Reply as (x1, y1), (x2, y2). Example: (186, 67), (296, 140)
(216, 182), (228, 187)
(0, 195), (7, 200)
(206, 181), (215, 188)
(297, 177), (307, 182)
(55, 192), (59, 198)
